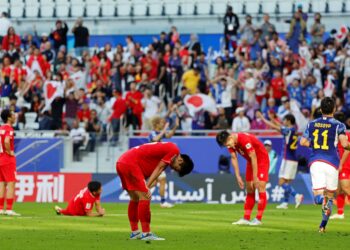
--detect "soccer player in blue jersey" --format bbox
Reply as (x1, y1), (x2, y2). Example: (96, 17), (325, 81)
(300, 97), (350, 232)
(148, 116), (179, 208)
(257, 112), (304, 209)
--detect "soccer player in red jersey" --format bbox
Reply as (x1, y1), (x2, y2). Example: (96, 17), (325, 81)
(0, 109), (20, 216)
(116, 142), (194, 241)
(330, 112), (350, 220)
(216, 130), (270, 226)
(55, 181), (105, 217)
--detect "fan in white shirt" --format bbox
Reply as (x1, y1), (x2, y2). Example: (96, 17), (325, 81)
(232, 107), (251, 132)
(142, 88), (164, 130)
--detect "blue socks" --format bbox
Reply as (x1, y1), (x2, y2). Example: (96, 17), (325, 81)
(282, 183), (297, 203)
(320, 198), (333, 229)
(161, 197), (166, 204)
(314, 195), (324, 205)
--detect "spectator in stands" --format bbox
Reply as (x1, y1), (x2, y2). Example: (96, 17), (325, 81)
(42, 41), (55, 63)
(270, 70), (286, 106)
(72, 17), (90, 57)
(2, 27), (21, 51)
(51, 96), (65, 130)
(310, 13), (325, 47)
(85, 109), (101, 152)
(125, 82), (143, 130)
(169, 26), (180, 45)
(77, 101), (91, 122)
(251, 110), (267, 130)
(153, 31), (169, 54)
(0, 12), (11, 43)
(260, 13), (276, 40)
(264, 140), (278, 175)
(38, 111), (53, 130)
(65, 92), (79, 129)
(182, 65), (200, 94)
(142, 87), (163, 130)
(240, 15), (255, 43)
(30, 94), (43, 114)
(212, 108), (229, 130)
(110, 90), (127, 146)
(296, 3), (308, 22)
(70, 119), (86, 161)
(232, 107), (250, 132)
(91, 97), (110, 137)
(277, 96), (292, 120)
(50, 20), (68, 52)
(223, 5), (239, 51)
(286, 12), (306, 54)
(186, 34), (201, 56)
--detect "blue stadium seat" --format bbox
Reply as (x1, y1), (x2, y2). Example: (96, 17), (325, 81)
(164, 0), (179, 16)
(101, 0), (116, 17)
(40, 0), (55, 18)
(86, 0), (101, 17)
(25, 0), (40, 18)
(71, 0), (85, 17)
(311, 0), (327, 13)
(133, 0), (148, 16)
(117, 0), (132, 16)
(148, 0), (164, 16)
(10, 0), (24, 18)
(261, 0), (277, 14)
(212, 0), (228, 15)
(196, 0), (212, 15)
(56, 0), (70, 18)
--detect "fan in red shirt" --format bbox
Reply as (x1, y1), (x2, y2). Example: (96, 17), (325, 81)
(269, 70), (286, 105)
(0, 110), (20, 216)
(216, 131), (270, 226)
(331, 112), (350, 220)
(141, 51), (158, 81)
(125, 82), (143, 129)
(13, 60), (27, 86)
(55, 181), (105, 217)
(116, 142), (194, 241)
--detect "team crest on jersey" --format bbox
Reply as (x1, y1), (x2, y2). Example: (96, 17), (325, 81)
(85, 203), (91, 209)
(260, 173), (264, 178)
(245, 143), (252, 149)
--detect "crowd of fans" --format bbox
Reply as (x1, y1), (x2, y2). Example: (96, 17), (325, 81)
(0, 5), (350, 153)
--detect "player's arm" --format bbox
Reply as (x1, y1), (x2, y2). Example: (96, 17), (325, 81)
(339, 150), (350, 172)
(85, 210), (103, 217)
(146, 161), (168, 190)
(256, 111), (281, 131)
(300, 137), (310, 147)
(339, 134), (350, 151)
(165, 118), (179, 138)
(151, 123), (170, 142)
(230, 152), (244, 189)
(4, 136), (15, 156)
(94, 200), (105, 216)
(248, 150), (259, 186)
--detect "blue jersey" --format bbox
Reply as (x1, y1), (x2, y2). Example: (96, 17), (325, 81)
(303, 117), (346, 168)
(149, 130), (166, 142)
(281, 126), (298, 161)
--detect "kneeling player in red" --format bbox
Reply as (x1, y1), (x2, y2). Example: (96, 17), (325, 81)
(55, 181), (105, 217)
(116, 142), (194, 241)
(216, 131), (270, 226)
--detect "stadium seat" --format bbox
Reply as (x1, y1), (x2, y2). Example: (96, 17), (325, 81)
(196, 0), (212, 15)
(164, 0), (179, 15)
(101, 0), (116, 17)
(180, 0), (195, 15)
(9, 0), (24, 18)
(276, 0), (293, 14)
(40, 0), (55, 18)
(229, 0), (243, 14)
(133, 0), (148, 16)
(117, 0), (132, 16)
(346, 0), (350, 12)
(328, 0), (344, 12)
(86, 0), (101, 17)
(56, 0), (70, 18)
(212, 0), (228, 15)
(148, 0), (164, 16)
(24, 0), (40, 18)
(311, 0), (327, 13)
(261, 0), (277, 14)
(25, 122), (40, 130)
(25, 112), (38, 124)
(0, 1), (8, 14)
(244, 0), (261, 15)
(71, 0), (85, 17)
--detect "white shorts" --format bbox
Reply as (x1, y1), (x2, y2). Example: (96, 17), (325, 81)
(157, 171), (167, 180)
(310, 161), (338, 191)
(279, 159), (298, 180)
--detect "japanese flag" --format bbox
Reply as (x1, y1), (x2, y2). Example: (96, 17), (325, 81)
(43, 80), (65, 111)
(184, 94), (218, 116)
(324, 75), (335, 97)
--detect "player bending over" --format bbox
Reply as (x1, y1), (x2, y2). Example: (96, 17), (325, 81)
(116, 142), (193, 241)
(216, 131), (269, 226)
(149, 116), (179, 208)
(330, 112), (350, 220)
(0, 110), (20, 216)
(55, 181), (105, 217)
(300, 97), (350, 232)
(256, 112), (304, 209)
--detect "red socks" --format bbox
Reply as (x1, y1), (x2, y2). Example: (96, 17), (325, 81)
(256, 192), (267, 221)
(128, 201), (139, 232)
(0, 198), (4, 210)
(244, 193), (255, 220)
(6, 198), (14, 210)
(337, 194), (345, 215)
(138, 200), (151, 233)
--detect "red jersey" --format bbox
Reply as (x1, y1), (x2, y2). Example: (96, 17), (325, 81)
(338, 132), (350, 171)
(270, 77), (285, 99)
(118, 142), (180, 178)
(0, 124), (15, 160)
(125, 90), (143, 114)
(66, 187), (100, 216)
(228, 133), (269, 162)
(111, 98), (127, 119)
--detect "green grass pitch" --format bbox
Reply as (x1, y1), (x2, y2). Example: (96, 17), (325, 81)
(1, 203), (350, 250)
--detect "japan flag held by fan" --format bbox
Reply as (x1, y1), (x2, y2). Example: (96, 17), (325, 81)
(184, 94), (218, 116)
(43, 80), (64, 111)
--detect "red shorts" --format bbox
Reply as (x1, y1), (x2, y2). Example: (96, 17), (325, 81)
(116, 161), (148, 193)
(339, 168), (350, 180)
(0, 159), (17, 182)
(246, 160), (269, 182)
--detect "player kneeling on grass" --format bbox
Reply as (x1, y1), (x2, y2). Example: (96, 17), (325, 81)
(216, 131), (269, 226)
(330, 112), (350, 220)
(55, 181), (105, 217)
(116, 142), (194, 241)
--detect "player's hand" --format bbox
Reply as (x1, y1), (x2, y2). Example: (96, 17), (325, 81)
(99, 208), (105, 216)
(146, 189), (152, 200)
(236, 176), (244, 189)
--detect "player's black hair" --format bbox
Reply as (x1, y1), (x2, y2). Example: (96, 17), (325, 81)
(284, 114), (296, 125)
(320, 97), (335, 115)
(313, 107), (322, 119)
(1, 109), (11, 123)
(216, 130), (230, 147)
(178, 154), (194, 177)
(87, 181), (102, 193)
(334, 112), (346, 123)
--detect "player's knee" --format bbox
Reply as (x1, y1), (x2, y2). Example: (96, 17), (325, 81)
(314, 195), (323, 205)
